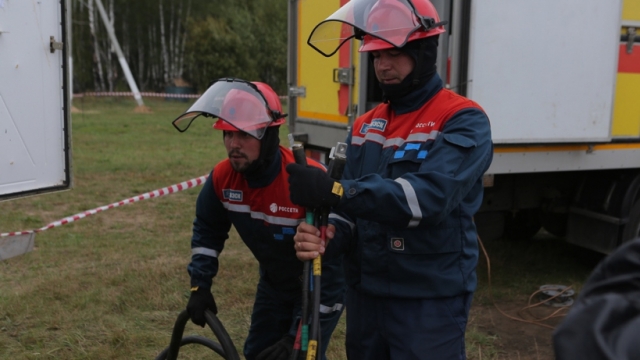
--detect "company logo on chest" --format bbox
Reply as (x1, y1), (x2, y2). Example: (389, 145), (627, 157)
(270, 202), (299, 214)
(414, 121), (436, 129)
(360, 118), (388, 134)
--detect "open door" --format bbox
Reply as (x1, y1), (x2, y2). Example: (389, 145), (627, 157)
(0, 0), (71, 201)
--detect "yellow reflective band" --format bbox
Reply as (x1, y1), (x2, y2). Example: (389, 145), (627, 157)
(331, 182), (344, 197)
(190, 286), (199, 292)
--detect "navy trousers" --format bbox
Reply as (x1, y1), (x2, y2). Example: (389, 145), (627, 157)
(243, 277), (345, 360)
(345, 289), (473, 360)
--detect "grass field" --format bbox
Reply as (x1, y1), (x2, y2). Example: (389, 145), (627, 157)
(0, 97), (597, 359)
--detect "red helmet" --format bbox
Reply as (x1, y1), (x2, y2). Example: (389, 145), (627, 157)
(359, 0), (445, 52)
(172, 79), (285, 139)
(307, 0), (445, 57)
(213, 82), (285, 131)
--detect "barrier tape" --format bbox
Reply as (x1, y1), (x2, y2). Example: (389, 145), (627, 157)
(0, 175), (209, 238)
(72, 92), (288, 100)
(74, 92), (201, 99)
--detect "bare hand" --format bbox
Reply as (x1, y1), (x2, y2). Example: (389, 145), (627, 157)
(293, 222), (335, 261)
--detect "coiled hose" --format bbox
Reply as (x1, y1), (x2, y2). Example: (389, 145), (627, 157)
(155, 309), (240, 360)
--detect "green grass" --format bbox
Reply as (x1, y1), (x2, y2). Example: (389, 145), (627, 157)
(1, 97), (251, 359)
(0, 97), (595, 359)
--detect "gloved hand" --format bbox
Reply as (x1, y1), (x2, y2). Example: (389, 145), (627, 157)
(186, 286), (217, 327)
(286, 163), (343, 209)
(255, 335), (294, 360)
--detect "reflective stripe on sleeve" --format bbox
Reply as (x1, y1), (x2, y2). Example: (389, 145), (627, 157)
(394, 177), (422, 228)
(192, 247), (219, 258)
(328, 213), (355, 231)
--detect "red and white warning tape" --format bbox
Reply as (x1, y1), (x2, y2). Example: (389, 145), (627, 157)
(73, 91), (201, 99)
(72, 92), (288, 100)
(0, 175), (208, 238)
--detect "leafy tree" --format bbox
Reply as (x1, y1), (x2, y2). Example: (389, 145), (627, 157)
(70, 0), (288, 95)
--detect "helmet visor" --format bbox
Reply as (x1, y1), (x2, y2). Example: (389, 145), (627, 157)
(172, 79), (274, 139)
(307, 0), (424, 57)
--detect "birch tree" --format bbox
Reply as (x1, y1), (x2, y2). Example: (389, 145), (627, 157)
(87, 0), (106, 91)
(71, 0), (285, 93)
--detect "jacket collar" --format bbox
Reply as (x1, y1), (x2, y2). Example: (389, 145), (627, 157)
(389, 73), (444, 115)
(245, 147), (282, 188)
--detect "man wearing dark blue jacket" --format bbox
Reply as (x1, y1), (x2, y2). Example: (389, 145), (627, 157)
(172, 79), (345, 360)
(286, 0), (493, 359)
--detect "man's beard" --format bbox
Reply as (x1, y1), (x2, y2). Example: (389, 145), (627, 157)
(228, 151), (253, 173)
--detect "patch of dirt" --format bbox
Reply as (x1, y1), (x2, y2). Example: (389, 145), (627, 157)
(469, 301), (567, 360)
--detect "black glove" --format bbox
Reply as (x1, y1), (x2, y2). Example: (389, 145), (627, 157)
(256, 335), (294, 360)
(286, 163), (343, 209)
(186, 286), (217, 327)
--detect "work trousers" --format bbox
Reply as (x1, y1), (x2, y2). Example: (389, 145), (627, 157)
(345, 289), (473, 360)
(244, 277), (345, 360)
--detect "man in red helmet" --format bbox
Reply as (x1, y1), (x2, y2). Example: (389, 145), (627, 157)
(286, 0), (493, 358)
(172, 78), (345, 360)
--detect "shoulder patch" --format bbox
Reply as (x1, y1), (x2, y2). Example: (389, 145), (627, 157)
(222, 189), (243, 202)
(360, 118), (388, 134)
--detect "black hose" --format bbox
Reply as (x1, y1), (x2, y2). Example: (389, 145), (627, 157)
(205, 310), (240, 360)
(155, 335), (225, 359)
(155, 309), (240, 360)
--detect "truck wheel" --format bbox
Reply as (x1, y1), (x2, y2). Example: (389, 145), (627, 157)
(621, 200), (640, 244)
(505, 209), (542, 241)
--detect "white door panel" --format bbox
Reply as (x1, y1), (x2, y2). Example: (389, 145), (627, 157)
(467, 0), (621, 143)
(0, 0), (71, 200)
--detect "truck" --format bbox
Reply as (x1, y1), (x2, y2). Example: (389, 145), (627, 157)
(286, 0), (640, 254)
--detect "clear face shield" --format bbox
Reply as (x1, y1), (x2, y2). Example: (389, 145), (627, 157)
(307, 0), (442, 57)
(171, 79), (275, 139)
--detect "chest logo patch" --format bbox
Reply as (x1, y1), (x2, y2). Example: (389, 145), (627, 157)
(269, 202), (300, 214)
(360, 118), (388, 134)
(391, 238), (405, 251)
(222, 189), (243, 202)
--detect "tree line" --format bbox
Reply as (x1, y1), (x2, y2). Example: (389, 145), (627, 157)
(71, 0), (288, 95)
